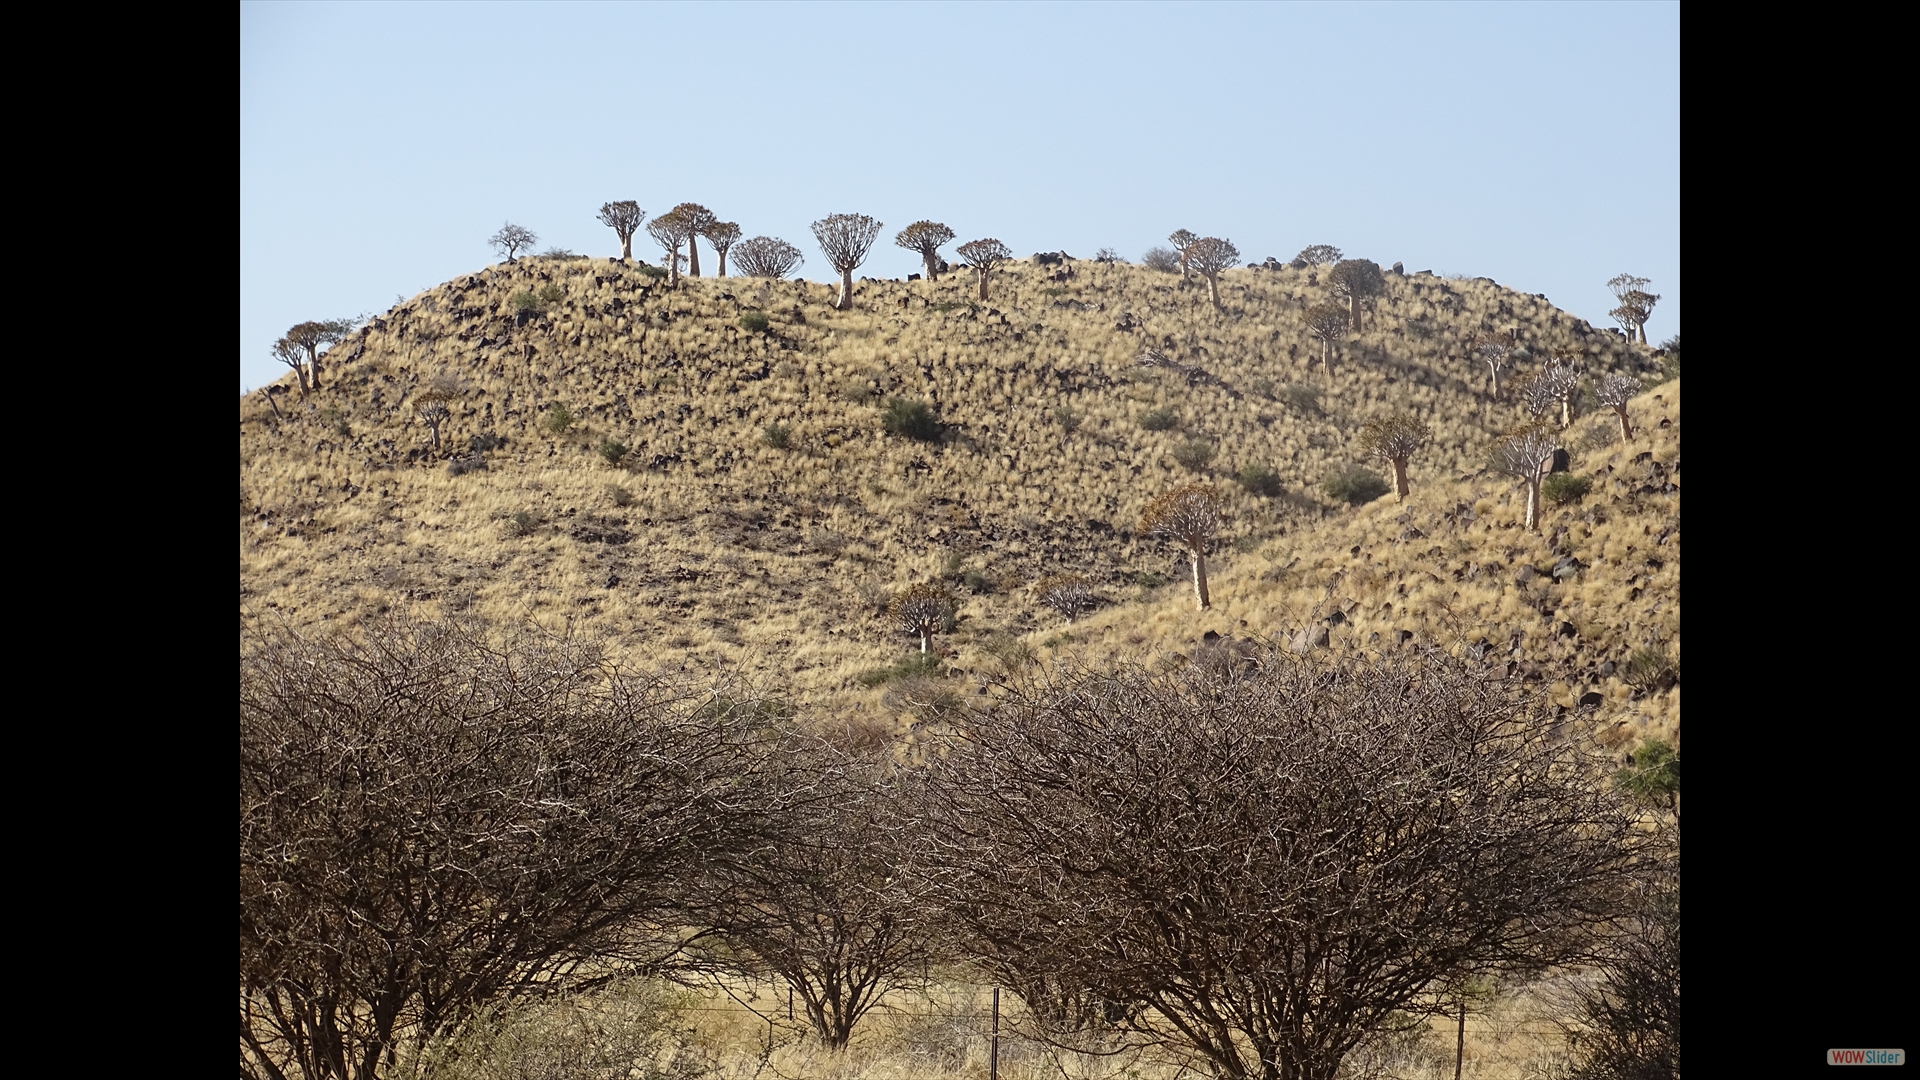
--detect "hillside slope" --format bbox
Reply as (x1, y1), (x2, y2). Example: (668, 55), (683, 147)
(239, 254), (1675, 746)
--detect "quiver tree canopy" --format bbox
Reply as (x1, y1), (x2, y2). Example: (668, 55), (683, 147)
(894, 221), (955, 281)
(1327, 258), (1386, 329)
(1302, 302), (1350, 373)
(670, 203), (718, 276)
(1357, 414), (1432, 499)
(1032, 573), (1094, 625)
(1295, 244), (1342, 267)
(1140, 483), (1223, 610)
(1596, 373), (1643, 440)
(732, 236), (804, 279)
(647, 210), (695, 286)
(955, 238), (1012, 301)
(1184, 236), (1241, 311)
(889, 583), (953, 653)
(1168, 229), (1198, 279)
(812, 213), (883, 310)
(703, 221), (741, 277)
(596, 201), (645, 260)
(1488, 423), (1559, 530)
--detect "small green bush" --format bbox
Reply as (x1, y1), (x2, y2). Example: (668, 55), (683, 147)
(1140, 407), (1179, 431)
(1284, 383), (1322, 414)
(1132, 570), (1171, 589)
(506, 510), (538, 537)
(1622, 648), (1676, 693)
(961, 568), (995, 595)
(1238, 463), (1284, 497)
(510, 291), (542, 313)
(536, 283), (565, 306)
(857, 652), (944, 687)
(1322, 463), (1390, 506)
(840, 378), (879, 405)
(1039, 286), (1069, 297)
(881, 398), (941, 442)
(542, 404), (574, 434)
(761, 423), (794, 450)
(1172, 439), (1216, 470)
(1053, 405), (1083, 433)
(931, 301), (973, 314)
(738, 309), (770, 333)
(637, 263), (668, 280)
(597, 437), (628, 465)
(1249, 377), (1277, 400)
(1543, 472), (1594, 505)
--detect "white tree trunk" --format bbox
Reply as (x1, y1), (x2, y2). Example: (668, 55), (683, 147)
(1190, 548), (1212, 611)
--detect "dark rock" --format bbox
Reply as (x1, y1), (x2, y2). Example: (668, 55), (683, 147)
(1327, 610), (1346, 626)
(907, 273), (921, 281)
(1202, 630), (1222, 643)
(1557, 621), (1578, 638)
(1394, 629), (1414, 645)
(1579, 691), (1605, 708)
(1550, 448), (1571, 473)
(1391, 261), (1404, 275)
(604, 573), (621, 588)
(1514, 565), (1536, 584)
(1599, 660), (1617, 677)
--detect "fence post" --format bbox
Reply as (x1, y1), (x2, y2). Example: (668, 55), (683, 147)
(1453, 1000), (1466, 1080)
(991, 987), (1001, 1080)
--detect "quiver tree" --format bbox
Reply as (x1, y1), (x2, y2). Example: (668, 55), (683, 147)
(1140, 484), (1223, 611)
(646, 210), (694, 286)
(239, 616), (822, 1080)
(1489, 423), (1559, 530)
(1535, 360), (1582, 428)
(732, 236), (804, 279)
(413, 373), (463, 452)
(1294, 243), (1342, 267)
(711, 750), (931, 1051)
(596, 201), (645, 260)
(1302, 302), (1350, 374)
(890, 583), (953, 653)
(911, 650), (1653, 1080)
(955, 238), (1012, 301)
(416, 401), (450, 451)
(272, 337), (311, 397)
(703, 221), (741, 277)
(488, 222), (538, 263)
(1595, 373), (1643, 440)
(1327, 258), (1387, 330)
(1472, 334), (1514, 396)
(1607, 274), (1659, 344)
(1356, 414), (1432, 499)
(812, 213), (883, 310)
(1168, 229), (1198, 280)
(1184, 236), (1241, 312)
(1032, 573), (1094, 625)
(284, 318), (357, 391)
(894, 220), (955, 281)
(669, 202), (718, 276)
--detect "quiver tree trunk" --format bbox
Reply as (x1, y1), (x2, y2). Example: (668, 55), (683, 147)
(839, 268), (855, 310)
(1190, 545), (1211, 610)
(1205, 273), (1221, 311)
(924, 254), (940, 281)
(1391, 457), (1410, 499)
(305, 350), (323, 390)
(1560, 397), (1574, 429)
(1488, 363), (1503, 396)
(976, 268), (990, 301)
(687, 236), (701, 277)
(1615, 405), (1634, 441)
(716, 250), (728, 277)
(918, 628), (931, 653)
(668, 244), (681, 286)
(620, 235), (632, 260)
(1524, 477), (1542, 531)
(1324, 341), (1336, 377)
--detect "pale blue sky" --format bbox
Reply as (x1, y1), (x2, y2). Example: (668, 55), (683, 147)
(240, 1), (1679, 393)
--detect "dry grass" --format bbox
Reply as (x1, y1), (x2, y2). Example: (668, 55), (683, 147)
(240, 255), (1676, 750)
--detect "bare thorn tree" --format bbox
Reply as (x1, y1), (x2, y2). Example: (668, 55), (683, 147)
(489, 222), (538, 263)
(703, 221), (741, 277)
(1302, 302), (1351, 375)
(596, 201), (645, 260)
(1489, 423), (1560, 530)
(890, 583), (953, 653)
(1141, 246), (1180, 274)
(1357, 415), (1432, 500)
(1595, 373), (1644, 441)
(1327, 258), (1387, 330)
(732, 236), (805, 279)
(1168, 229), (1198, 280)
(647, 209), (694, 287)
(284, 319), (357, 391)
(668, 203), (717, 276)
(1294, 244), (1342, 267)
(1140, 484), (1224, 611)
(1032, 573), (1094, 625)
(895, 221), (956, 281)
(956, 238), (1013, 302)
(812, 213), (884, 310)
(1606, 274), (1658, 344)
(1185, 237), (1241, 312)
(913, 650), (1654, 1080)
(239, 616), (822, 1080)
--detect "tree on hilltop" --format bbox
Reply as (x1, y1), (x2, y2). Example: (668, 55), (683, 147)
(283, 318), (357, 391)
(1489, 423), (1559, 531)
(956, 238), (1013, 302)
(890, 583), (953, 653)
(1357, 414), (1432, 500)
(1596, 373), (1644, 441)
(489, 222), (538, 263)
(670, 203), (718, 276)
(1140, 484), (1224, 611)
(895, 221), (955, 282)
(1141, 246), (1180, 274)
(647, 209), (694, 286)
(1328, 258), (1386, 330)
(704, 221), (741, 277)
(1302, 302), (1350, 375)
(1185, 237), (1241, 312)
(271, 338), (311, 398)
(1607, 273), (1659, 345)
(596, 201), (645, 260)
(1295, 244), (1342, 267)
(1168, 229), (1198, 280)
(733, 236), (805, 279)
(812, 213), (883, 311)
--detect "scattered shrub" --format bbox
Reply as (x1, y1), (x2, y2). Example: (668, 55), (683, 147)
(542, 404), (574, 434)
(1622, 648), (1676, 693)
(1039, 286), (1069, 297)
(1284, 383), (1322, 414)
(506, 510), (538, 537)
(468, 431), (505, 453)
(636, 263), (669, 280)
(447, 454), (487, 477)
(609, 485), (636, 507)
(1322, 463), (1390, 506)
(1053, 405), (1083, 433)
(1132, 570), (1171, 589)
(857, 652), (944, 687)
(1140, 407), (1179, 431)
(1238, 463), (1284, 496)
(762, 423), (794, 450)
(536, 283), (565, 306)
(1249, 377), (1277, 400)
(1543, 472), (1594, 505)
(961, 569), (996, 595)
(931, 301), (973, 314)
(840, 378), (879, 405)
(537, 247), (587, 261)
(1141, 246), (1180, 273)
(881, 398), (941, 442)
(738, 309), (770, 333)
(597, 437), (628, 465)
(1172, 439), (1216, 470)
(510, 291), (543, 313)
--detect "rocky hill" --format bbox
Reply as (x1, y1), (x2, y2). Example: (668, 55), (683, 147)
(239, 253), (1677, 751)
